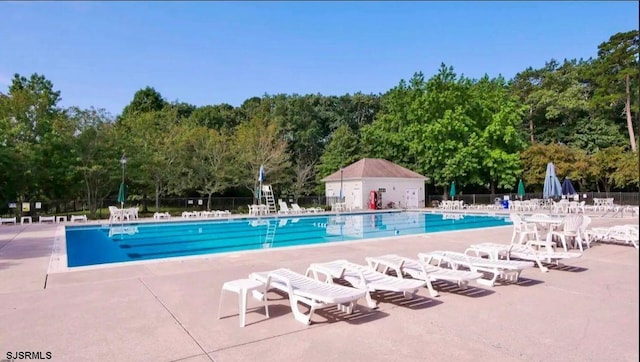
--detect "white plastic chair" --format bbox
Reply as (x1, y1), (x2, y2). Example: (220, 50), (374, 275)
(509, 214), (539, 245)
(549, 214), (584, 252)
(108, 206), (122, 223)
(290, 203), (306, 214)
(578, 215), (592, 249)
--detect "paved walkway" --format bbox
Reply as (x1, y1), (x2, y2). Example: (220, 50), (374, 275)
(0, 212), (638, 361)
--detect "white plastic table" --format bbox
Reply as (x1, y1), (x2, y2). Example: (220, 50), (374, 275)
(524, 216), (564, 244)
(217, 278), (269, 327)
(20, 216), (32, 225)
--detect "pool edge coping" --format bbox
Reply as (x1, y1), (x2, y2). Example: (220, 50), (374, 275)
(48, 212), (512, 274)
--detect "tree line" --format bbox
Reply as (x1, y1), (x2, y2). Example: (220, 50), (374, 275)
(0, 30), (637, 216)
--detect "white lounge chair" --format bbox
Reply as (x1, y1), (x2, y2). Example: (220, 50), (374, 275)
(586, 225), (639, 249)
(278, 201), (293, 215)
(365, 254), (484, 296)
(306, 259), (428, 309)
(181, 211), (197, 218)
(153, 212), (171, 220)
(422, 250), (534, 287)
(469, 242), (581, 273)
(290, 203), (306, 214)
(39, 215), (55, 224)
(607, 225), (639, 249)
(70, 214), (88, 223)
(1, 217), (17, 225)
(249, 268), (366, 325)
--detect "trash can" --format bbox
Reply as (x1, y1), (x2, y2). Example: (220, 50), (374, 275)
(502, 200), (509, 209)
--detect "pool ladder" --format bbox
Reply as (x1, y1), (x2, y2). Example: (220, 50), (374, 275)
(263, 219), (277, 248)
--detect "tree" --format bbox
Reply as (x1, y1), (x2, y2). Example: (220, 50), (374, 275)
(316, 125), (361, 188)
(117, 108), (184, 211)
(179, 126), (234, 209)
(470, 76), (528, 193)
(510, 60), (592, 146)
(233, 116), (290, 198)
(0, 95), (21, 201)
(120, 86), (167, 118)
(0, 73), (65, 202)
(290, 153), (317, 200)
(591, 30), (639, 151)
(519, 143), (589, 191)
(408, 66), (484, 193)
(186, 103), (238, 130)
(610, 150), (639, 189)
(360, 74), (421, 169)
(270, 94), (331, 171)
(68, 107), (120, 216)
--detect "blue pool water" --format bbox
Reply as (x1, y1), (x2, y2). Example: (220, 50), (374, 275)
(65, 211), (511, 267)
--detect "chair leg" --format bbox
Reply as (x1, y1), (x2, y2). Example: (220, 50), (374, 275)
(575, 235), (584, 252)
(289, 296), (312, 325)
(364, 292), (378, 309)
(263, 291), (269, 318)
(559, 235), (568, 252)
(476, 272), (498, 287)
(425, 279), (439, 297)
(240, 289), (247, 327)
(518, 233), (527, 245)
(217, 289), (225, 320)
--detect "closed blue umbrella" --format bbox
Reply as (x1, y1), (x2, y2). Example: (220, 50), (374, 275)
(542, 163), (562, 199)
(562, 178), (577, 196)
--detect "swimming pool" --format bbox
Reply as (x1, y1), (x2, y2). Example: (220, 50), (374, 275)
(64, 211), (511, 268)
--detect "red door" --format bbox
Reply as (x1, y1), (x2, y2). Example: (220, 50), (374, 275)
(369, 191), (377, 210)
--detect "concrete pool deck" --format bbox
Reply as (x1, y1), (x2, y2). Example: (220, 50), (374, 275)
(0, 211), (638, 361)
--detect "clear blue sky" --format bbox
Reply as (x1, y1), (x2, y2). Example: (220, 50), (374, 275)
(1, 1), (638, 116)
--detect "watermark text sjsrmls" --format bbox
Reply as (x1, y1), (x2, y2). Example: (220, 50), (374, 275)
(3, 351), (53, 360)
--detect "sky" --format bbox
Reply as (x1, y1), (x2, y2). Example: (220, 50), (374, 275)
(1, 1), (638, 117)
